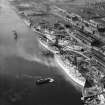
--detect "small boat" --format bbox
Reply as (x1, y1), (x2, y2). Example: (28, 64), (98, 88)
(12, 30), (18, 40)
(36, 78), (54, 85)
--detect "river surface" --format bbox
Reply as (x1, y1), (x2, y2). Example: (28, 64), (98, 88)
(0, 0), (82, 105)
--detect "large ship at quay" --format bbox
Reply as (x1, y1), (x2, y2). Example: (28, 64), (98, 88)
(12, 2), (105, 105)
(32, 14), (105, 104)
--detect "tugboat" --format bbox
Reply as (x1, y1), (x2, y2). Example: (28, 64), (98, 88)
(36, 78), (54, 85)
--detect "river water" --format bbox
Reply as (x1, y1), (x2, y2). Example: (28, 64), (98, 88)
(0, 0), (82, 105)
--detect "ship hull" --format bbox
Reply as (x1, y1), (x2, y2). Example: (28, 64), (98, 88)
(54, 54), (85, 87)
